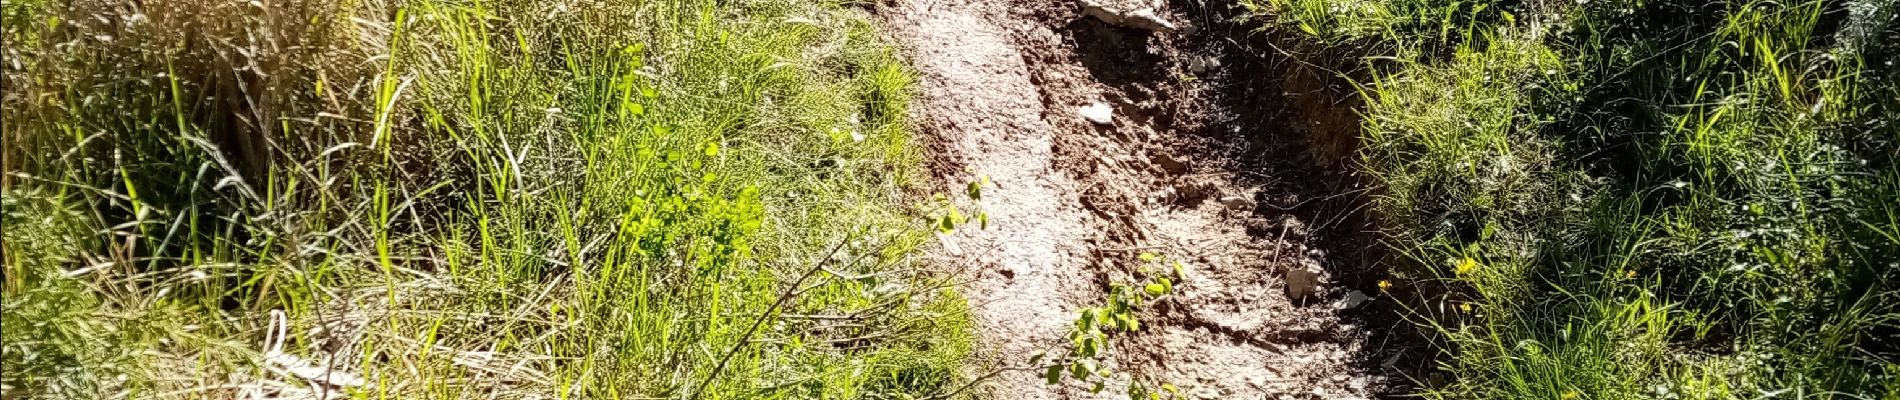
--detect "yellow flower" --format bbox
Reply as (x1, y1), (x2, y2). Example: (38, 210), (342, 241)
(1562, 390), (1581, 400)
(1454, 257), (1478, 275)
(1459, 303), (1473, 313)
(1378, 280), (1393, 291)
(1624, 269), (1637, 280)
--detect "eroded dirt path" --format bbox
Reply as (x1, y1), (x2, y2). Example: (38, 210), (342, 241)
(883, 0), (1396, 398)
(885, 3), (1099, 398)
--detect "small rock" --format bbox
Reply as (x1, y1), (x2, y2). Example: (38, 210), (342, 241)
(1188, 55), (1221, 74)
(1120, 9), (1175, 31)
(1335, 290), (1370, 310)
(1218, 195), (1255, 210)
(1079, 0), (1176, 32)
(1284, 261), (1325, 300)
(1079, 102), (1114, 125)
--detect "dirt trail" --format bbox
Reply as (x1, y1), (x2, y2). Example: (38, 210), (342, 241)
(882, 0), (1397, 398)
(885, 3), (1100, 398)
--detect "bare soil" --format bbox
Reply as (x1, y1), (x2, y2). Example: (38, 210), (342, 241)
(880, 0), (1420, 398)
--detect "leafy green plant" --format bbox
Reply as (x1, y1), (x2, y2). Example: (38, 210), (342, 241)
(1035, 253), (1186, 400)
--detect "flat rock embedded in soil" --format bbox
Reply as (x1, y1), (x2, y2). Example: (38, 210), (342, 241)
(1080, 102), (1115, 125)
(880, 0), (1384, 397)
(1078, 0), (1175, 32)
(1284, 260), (1325, 300)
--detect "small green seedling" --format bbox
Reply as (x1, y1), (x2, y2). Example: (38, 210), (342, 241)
(937, 175), (991, 233)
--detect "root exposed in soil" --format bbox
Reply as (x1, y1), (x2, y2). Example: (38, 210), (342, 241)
(881, 0), (1420, 398)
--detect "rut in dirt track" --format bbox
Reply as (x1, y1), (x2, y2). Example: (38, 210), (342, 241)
(880, 0), (1411, 398)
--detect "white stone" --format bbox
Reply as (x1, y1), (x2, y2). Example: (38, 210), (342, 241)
(1079, 102), (1114, 125)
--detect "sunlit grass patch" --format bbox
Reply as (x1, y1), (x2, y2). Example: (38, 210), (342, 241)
(0, 0), (969, 398)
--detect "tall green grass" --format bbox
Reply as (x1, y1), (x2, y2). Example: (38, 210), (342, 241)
(1257, 0), (1900, 398)
(1241, 0), (1514, 58)
(1, 0), (971, 398)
